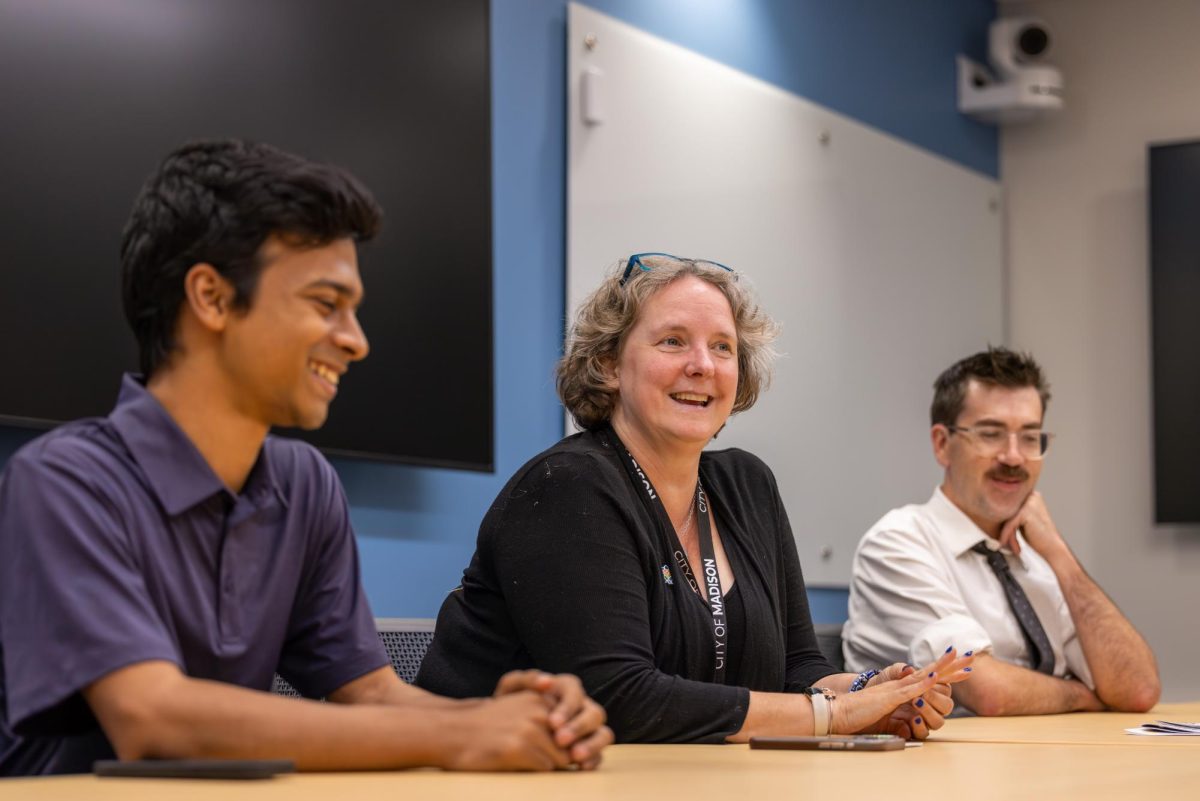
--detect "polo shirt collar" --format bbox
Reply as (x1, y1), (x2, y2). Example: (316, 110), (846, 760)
(928, 486), (1034, 569)
(108, 374), (281, 516)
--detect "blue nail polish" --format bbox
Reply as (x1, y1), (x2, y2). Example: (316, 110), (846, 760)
(964, 667), (973, 672)
(945, 645), (953, 653)
(914, 717), (923, 725)
(915, 698), (925, 708)
(965, 651), (973, 656)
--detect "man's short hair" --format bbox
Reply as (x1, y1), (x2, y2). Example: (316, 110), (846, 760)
(930, 346), (1051, 426)
(120, 139), (383, 376)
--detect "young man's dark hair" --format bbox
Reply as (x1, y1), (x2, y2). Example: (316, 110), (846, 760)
(930, 346), (1051, 427)
(120, 139), (383, 376)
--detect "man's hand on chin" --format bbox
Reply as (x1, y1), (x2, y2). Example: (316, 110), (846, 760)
(997, 491), (1071, 562)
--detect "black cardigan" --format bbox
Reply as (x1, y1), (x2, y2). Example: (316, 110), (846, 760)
(415, 427), (835, 742)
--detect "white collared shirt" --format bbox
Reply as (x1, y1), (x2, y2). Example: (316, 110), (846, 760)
(842, 487), (1093, 688)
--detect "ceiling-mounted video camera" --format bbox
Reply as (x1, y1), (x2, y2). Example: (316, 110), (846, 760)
(958, 17), (1063, 124)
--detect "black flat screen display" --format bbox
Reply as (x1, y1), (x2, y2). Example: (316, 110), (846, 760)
(0, 0), (493, 471)
(1149, 140), (1200, 522)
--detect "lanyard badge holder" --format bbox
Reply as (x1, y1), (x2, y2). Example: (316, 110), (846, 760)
(608, 427), (729, 684)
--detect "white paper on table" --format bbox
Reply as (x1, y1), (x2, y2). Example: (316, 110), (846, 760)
(1125, 721), (1200, 736)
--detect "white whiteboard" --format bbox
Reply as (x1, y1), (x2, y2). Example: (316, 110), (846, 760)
(566, 4), (1003, 585)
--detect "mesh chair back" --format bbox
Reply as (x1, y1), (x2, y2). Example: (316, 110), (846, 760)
(375, 617), (436, 682)
(271, 617), (435, 698)
(813, 622), (846, 673)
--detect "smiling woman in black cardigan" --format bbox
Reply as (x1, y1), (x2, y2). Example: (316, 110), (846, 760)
(417, 254), (972, 743)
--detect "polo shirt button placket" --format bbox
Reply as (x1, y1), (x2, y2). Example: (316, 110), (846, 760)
(218, 520), (243, 648)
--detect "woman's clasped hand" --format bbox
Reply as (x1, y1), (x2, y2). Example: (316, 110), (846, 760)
(831, 649), (975, 740)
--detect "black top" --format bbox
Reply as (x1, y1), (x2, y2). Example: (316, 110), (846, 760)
(415, 427), (835, 743)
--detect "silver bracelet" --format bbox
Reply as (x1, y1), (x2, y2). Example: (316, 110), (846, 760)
(803, 687), (835, 736)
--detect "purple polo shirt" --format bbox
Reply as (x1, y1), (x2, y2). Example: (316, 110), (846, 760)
(0, 375), (388, 775)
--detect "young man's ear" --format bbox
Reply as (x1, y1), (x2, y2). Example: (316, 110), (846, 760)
(182, 263), (235, 332)
(931, 424), (952, 469)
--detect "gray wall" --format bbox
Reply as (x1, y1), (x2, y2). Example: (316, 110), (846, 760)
(1003, 0), (1200, 700)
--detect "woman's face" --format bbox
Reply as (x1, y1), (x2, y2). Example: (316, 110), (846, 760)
(610, 276), (739, 456)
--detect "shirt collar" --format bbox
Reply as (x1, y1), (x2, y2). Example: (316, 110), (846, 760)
(108, 374), (281, 516)
(928, 486), (1034, 569)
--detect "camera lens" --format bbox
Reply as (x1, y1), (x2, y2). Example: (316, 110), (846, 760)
(1017, 26), (1049, 57)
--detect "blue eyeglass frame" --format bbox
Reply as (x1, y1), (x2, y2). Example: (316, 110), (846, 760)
(619, 252), (736, 287)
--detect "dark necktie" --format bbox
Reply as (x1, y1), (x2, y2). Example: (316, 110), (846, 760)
(971, 542), (1056, 675)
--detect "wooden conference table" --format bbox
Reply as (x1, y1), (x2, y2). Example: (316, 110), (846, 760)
(6, 702), (1198, 801)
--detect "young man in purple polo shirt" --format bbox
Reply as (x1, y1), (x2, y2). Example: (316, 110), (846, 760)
(0, 140), (612, 775)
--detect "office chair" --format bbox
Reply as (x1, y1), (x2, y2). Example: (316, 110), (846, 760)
(813, 622), (846, 673)
(271, 617), (436, 698)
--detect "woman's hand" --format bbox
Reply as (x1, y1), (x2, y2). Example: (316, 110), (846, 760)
(860, 660), (962, 738)
(830, 649), (973, 738)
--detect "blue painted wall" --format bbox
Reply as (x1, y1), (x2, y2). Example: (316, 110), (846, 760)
(0, 0), (995, 624)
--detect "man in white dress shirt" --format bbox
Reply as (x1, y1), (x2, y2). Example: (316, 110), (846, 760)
(843, 348), (1160, 715)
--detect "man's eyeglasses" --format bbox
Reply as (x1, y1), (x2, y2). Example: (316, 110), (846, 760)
(619, 252), (736, 287)
(946, 425), (1055, 460)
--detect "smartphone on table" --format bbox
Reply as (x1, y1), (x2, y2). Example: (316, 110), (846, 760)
(749, 734), (904, 751)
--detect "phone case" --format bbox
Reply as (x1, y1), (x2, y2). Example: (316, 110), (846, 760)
(93, 759), (296, 779)
(749, 735), (905, 751)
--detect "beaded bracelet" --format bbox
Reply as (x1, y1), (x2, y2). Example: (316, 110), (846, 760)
(849, 668), (879, 692)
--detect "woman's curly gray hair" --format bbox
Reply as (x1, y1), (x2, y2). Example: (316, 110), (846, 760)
(557, 257), (780, 430)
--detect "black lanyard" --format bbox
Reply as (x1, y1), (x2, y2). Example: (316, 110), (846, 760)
(608, 428), (728, 684)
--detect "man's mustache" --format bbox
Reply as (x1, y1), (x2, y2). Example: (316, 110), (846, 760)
(988, 465), (1030, 481)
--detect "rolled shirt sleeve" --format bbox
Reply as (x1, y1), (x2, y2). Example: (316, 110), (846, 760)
(908, 615), (993, 667)
(846, 524), (994, 672)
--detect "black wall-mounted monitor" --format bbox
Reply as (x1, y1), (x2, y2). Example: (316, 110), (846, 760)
(0, 0), (493, 471)
(1148, 140), (1200, 522)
